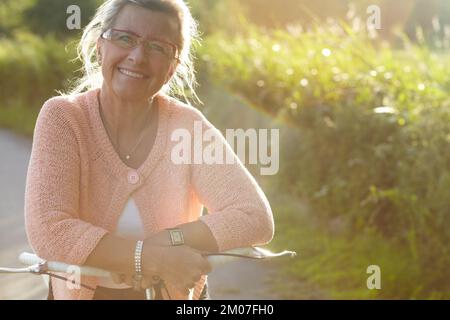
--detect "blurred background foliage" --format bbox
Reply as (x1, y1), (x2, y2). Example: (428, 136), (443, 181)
(0, 0), (449, 299)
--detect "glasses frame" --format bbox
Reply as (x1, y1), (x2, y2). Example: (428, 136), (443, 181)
(101, 28), (180, 62)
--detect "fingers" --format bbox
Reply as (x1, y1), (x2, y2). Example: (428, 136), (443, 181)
(111, 272), (122, 284)
(165, 270), (198, 296)
(111, 273), (129, 285)
(124, 275), (134, 287)
(177, 286), (190, 296)
(201, 259), (213, 274)
(174, 282), (195, 296)
(194, 254), (213, 275)
(112, 274), (155, 289)
(141, 245), (213, 296)
(187, 248), (213, 275)
(192, 274), (201, 283)
(141, 276), (162, 289)
(127, 275), (157, 289)
(141, 277), (152, 289)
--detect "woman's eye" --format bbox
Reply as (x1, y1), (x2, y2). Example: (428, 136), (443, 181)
(117, 35), (135, 45)
(119, 35), (131, 42)
(148, 42), (166, 53)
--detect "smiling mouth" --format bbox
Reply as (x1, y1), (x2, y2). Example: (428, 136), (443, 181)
(118, 68), (147, 79)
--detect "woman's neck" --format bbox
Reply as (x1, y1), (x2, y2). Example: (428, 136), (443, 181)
(98, 86), (156, 142)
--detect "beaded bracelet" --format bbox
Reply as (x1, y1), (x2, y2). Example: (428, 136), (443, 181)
(133, 240), (144, 291)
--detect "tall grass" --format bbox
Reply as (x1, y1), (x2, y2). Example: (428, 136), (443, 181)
(0, 32), (80, 135)
(199, 20), (450, 299)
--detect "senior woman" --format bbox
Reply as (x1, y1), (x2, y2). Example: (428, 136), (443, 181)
(24, 0), (274, 300)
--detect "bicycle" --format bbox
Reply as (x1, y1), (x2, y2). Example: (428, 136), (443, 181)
(0, 247), (296, 300)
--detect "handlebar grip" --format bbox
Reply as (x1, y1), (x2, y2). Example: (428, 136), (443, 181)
(205, 247), (296, 266)
(206, 254), (240, 266)
(19, 252), (44, 266)
(19, 252), (111, 278)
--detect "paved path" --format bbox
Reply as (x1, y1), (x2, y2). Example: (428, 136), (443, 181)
(0, 129), (47, 299)
(0, 129), (282, 300)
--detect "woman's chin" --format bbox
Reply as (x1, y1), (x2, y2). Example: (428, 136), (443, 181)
(112, 86), (150, 102)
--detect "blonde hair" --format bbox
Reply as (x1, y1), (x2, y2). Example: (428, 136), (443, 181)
(68, 0), (201, 104)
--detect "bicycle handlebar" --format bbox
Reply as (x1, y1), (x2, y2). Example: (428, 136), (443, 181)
(18, 252), (111, 277)
(16, 247), (296, 277)
(1, 247), (296, 299)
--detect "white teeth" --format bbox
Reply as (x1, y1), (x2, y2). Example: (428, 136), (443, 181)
(119, 68), (145, 79)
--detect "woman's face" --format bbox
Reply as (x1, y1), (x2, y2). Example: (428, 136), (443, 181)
(97, 4), (180, 103)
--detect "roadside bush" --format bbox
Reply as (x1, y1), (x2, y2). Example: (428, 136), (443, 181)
(199, 20), (450, 298)
(0, 32), (80, 134)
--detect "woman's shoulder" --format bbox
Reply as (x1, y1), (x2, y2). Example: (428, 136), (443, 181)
(40, 91), (88, 115)
(159, 94), (210, 125)
(36, 90), (92, 131)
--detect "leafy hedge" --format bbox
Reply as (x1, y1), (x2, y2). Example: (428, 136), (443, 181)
(0, 32), (80, 134)
(199, 22), (450, 298)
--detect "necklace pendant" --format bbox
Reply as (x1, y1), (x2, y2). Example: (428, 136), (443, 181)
(125, 155), (131, 160)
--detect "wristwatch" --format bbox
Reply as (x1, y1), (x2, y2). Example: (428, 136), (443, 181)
(167, 228), (185, 246)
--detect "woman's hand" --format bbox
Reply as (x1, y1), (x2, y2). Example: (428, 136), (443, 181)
(142, 244), (212, 296)
(111, 273), (158, 289)
(145, 230), (172, 246)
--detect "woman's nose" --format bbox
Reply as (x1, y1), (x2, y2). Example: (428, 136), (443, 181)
(127, 43), (147, 64)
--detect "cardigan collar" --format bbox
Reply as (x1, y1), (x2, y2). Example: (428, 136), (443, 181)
(85, 88), (170, 186)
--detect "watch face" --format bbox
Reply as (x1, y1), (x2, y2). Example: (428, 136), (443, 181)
(170, 229), (184, 245)
(172, 232), (183, 243)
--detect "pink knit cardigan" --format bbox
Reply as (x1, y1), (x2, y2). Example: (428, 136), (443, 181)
(24, 88), (274, 300)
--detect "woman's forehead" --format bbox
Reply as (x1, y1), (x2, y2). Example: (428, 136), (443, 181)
(113, 4), (180, 42)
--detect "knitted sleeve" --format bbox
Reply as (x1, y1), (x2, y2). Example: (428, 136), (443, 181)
(189, 110), (275, 252)
(24, 97), (108, 265)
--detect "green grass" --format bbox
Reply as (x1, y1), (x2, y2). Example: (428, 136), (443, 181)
(267, 189), (450, 300)
(0, 32), (80, 136)
(198, 21), (450, 125)
(198, 20), (450, 299)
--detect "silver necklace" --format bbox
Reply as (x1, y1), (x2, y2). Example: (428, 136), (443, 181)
(100, 98), (155, 161)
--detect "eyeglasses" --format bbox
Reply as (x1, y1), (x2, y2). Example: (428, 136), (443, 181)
(101, 29), (179, 61)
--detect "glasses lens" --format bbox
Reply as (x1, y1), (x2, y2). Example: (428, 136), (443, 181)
(145, 41), (175, 58)
(104, 29), (177, 60)
(110, 30), (137, 48)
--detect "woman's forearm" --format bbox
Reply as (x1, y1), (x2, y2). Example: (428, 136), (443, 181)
(147, 220), (219, 252)
(178, 220), (219, 252)
(84, 220), (218, 275)
(84, 234), (138, 274)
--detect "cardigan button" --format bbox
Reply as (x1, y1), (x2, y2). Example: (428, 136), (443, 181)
(127, 170), (140, 185)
